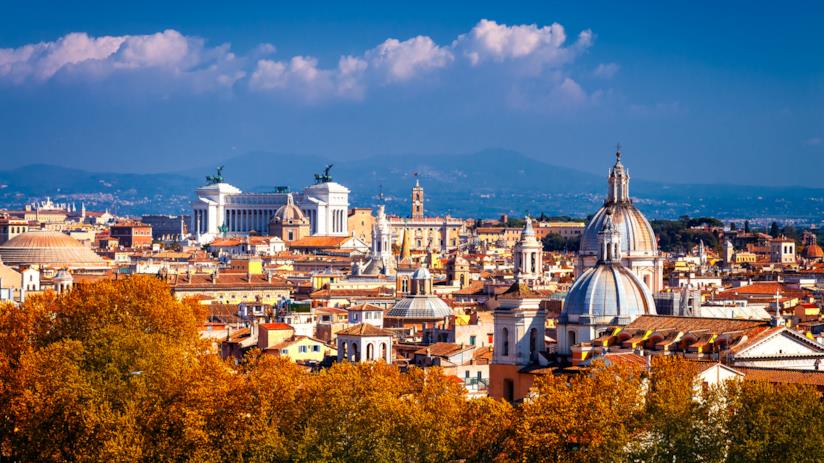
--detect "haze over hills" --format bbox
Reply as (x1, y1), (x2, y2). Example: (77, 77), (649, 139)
(2, 149), (823, 222)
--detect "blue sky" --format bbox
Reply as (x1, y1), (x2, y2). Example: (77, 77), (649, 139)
(1, 1), (823, 186)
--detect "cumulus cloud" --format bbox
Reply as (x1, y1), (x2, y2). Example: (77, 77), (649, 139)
(0, 30), (222, 84)
(453, 19), (593, 78)
(593, 62), (619, 79)
(0, 19), (600, 105)
(365, 36), (453, 82)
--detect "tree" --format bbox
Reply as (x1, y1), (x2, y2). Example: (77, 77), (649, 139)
(724, 380), (824, 463)
(542, 233), (580, 252)
(628, 357), (726, 463)
(744, 220), (750, 233)
(769, 221), (780, 237)
(510, 361), (644, 463)
(730, 222), (738, 231)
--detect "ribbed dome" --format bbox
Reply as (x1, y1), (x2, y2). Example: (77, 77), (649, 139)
(563, 263), (656, 322)
(270, 193), (306, 224)
(387, 295), (452, 320)
(803, 244), (824, 259)
(580, 203), (657, 257)
(0, 230), (106, 268)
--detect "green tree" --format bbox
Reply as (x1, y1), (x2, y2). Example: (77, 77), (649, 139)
(724, 380), (824, 463)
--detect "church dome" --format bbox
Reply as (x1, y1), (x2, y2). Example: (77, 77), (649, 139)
(579, 150), (657, 257)
(387, 294), (453, 320)
(0, 230), (106, 268)
(803, 243), (824, 259)
(580, 204), (657, 257)
(270, 193), (307, 225)
(563, 263), (656, 322)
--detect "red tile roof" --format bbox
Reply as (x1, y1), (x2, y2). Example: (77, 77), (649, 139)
(260, 322), (293, 331)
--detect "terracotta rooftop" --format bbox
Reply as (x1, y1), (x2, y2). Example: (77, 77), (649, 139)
(414, 342), (475, 357)
(260, 322), (293, 331)
(626, 315), (767, 334)
(337, 323), (394, 337)
(288, 236), (351, 248)
(736, 367), (824, 387)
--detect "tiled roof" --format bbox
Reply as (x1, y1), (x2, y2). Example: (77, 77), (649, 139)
(347, 303), (384, 312)
(260, 322), (293, 331)
(736, 367), (824, 386)
(288, 236), (351, 248)
(171, 273), (291, 289)
(626, 315), (766, 333)
(337, 323), (394, 337)
(309, 287), (395, 298)
(414, 342), (474, 357)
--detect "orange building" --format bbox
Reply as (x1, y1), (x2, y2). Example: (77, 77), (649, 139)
(109, 221), (153, 249)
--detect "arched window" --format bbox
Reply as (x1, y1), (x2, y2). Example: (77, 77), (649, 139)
(502, 327), (510, 356)
(366, 343), (374, 361)
(568, 330), (577, 347)
(381, 343), (388, 361)
(340, 341), (348, 359)
(352, 342), (360, 362)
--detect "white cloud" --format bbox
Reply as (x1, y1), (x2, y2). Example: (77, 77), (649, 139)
(0, 20), (599, 105)
(454, 19), (592, 70)
(593, 62), (619, 79)
(0, 29), (233, 86)
(365, 36), (453, 82)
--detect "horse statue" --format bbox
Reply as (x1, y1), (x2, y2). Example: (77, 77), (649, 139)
(206, 166), (225, 185)
(313, 164), (334, 184)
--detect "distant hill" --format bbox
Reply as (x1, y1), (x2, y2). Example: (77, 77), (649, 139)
(2, 150), (824, 220)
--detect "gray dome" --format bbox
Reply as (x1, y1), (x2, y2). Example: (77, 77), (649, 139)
(580, 203), (657, 257)
(563, 263), (655, 323)
(411, 267), (432, 281)
(387, 295), (452, 320)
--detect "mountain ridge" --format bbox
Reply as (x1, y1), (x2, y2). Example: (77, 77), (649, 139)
(1, 149), (823, 220)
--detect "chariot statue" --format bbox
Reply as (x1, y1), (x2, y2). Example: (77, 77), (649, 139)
(314, 164), (334, 184)
(206, 166), (225, 185)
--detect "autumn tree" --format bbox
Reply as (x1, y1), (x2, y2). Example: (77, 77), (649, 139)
(510, 361), (645, 463)
(627, 357), (727, 463)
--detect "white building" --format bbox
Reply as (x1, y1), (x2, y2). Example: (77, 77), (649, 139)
(192, 167), (350, 244)
(336, 323), (394, 363)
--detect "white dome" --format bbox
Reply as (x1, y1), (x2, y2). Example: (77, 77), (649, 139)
(562, 263), (656, 324)
(580, 203), (657, 257)
(580, 150), (657, 257)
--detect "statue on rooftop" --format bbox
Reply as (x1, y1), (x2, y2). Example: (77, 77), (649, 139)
(314, 164), (334, 184)
(206, 166), (225, 185)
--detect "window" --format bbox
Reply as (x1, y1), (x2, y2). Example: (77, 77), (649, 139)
(281, 349), (288, 355)
(502, 328), (509, 356)
(313, 345), (320, 352)
(469, 335), (477, 346)
(299, 346), (308, 353)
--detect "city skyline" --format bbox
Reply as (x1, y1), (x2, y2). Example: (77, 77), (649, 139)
(1, 1), (823, 187)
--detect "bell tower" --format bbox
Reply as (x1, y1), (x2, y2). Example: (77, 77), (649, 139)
(411, 176), (424, 219)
